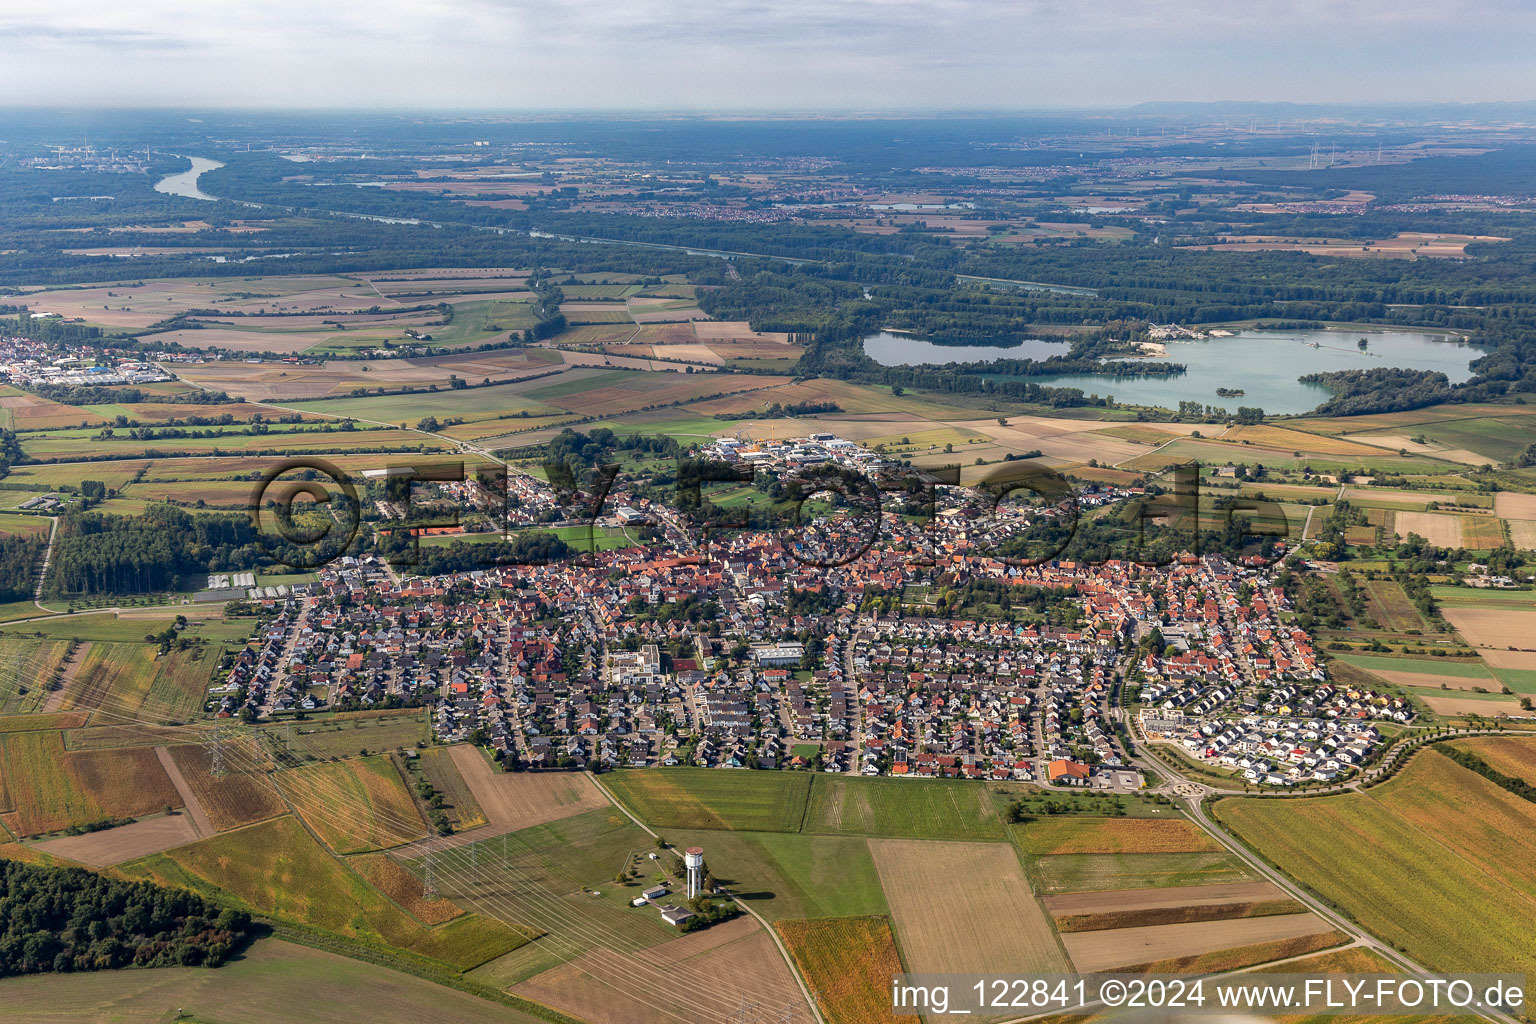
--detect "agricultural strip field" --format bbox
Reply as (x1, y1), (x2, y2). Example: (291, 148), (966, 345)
(1041, 879), (1287, 915)
(1214, 749), (1536, 977)
(1011, 815), (1219, 856)
(0, 938), (554, 1024)
(1060, 912), (1332, 972)
(1028, 851), (1259, 894)
(870, 839), (1068, 976)
(166, 740), (288, 832)
(511, 917), (809, 1024)
(601, 767), (812, 832)
(123, 814), (530, 970)
(777, 916), (905, 1024)
(59, 642), (220, 722)
(0, 730), (183, 836)
(279, 754), (429, 854)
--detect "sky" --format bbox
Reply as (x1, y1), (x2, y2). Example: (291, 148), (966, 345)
(3, 0), (1536, 109)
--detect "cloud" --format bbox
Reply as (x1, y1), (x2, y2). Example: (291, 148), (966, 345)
(0, 0), (1533, 108)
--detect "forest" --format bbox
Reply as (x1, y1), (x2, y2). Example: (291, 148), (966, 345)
(0, 859), (252, 976)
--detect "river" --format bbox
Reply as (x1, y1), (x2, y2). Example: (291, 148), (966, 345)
(154, 156), (225, 201)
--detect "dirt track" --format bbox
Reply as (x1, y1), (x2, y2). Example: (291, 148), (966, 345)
(155, 745), (215, 837)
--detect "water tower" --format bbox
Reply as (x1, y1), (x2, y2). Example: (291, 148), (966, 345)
(684, 847), (705, 899)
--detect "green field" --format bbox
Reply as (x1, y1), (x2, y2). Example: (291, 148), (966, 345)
(1030, 851), (1258, 894)
(666, 830), (890, 922)
(267, 709), (431, 759)
(0, 638), (71, 713)
(601, 767), (812, 832)
(1333, 653), (1498, 680)
(0, 938), (555, 1024)
(804, 775), (1007, 841)
(1215, 748), (1536, 977)
(124, 815), (530, 970)
(421, 807), (679, 966)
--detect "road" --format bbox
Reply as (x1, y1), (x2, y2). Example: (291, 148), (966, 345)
(1113, 717), (1523, 1024)
(32, 515), (58, 611)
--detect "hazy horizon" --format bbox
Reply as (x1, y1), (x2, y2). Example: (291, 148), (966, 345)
(6, 0), (1536, 110)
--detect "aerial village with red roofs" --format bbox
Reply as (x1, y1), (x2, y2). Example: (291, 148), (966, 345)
(216, 433), (1412, 793)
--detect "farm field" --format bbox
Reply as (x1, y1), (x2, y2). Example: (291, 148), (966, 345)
(59, 641), (220, 722)
(601, 767), (811, 832)
(1011, 815), (1220, 855)
(443, 744), (605, 835)
(272, 709), (430, 758)
(1332, 652), (1502, 691)
(511, 916), (809, 1024)
(1061, 912), (1332, 972)
(1029, 851), (1258, 894)
(1215, 749), (1536, 977)
(870, 839), (1068, 976)
(1393, 511), (1466, 546)
(21, 426), (453, 462)
(30, 811), (200, 866)
(177, 347), (562, 400)
(0, 938), (552, 1024)
(123, 814), (530, 969)
(1041, 879), (1288, 915)
(421, 807), (679, 963)
(166, 740), (288, 832)
(403, 746), (487, 830)
(0, 730), (183, 836)
(1442, 607), (1536, 652)
(777, 916), (905, 1024)
(1450, 735), (1536, 783)
(349, 852), (467, 927)
(280, 754), (429, 854)
(0, 638), (71, 713)
(804, 774), (1006, 840)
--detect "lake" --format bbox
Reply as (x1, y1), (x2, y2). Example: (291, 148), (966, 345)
(154, 156), (224, 201)
(862, 328), (1481, 415)
(862, 331), (1066, 364)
